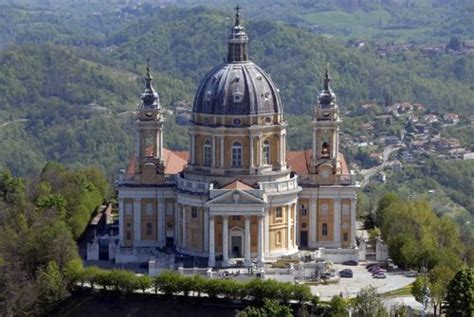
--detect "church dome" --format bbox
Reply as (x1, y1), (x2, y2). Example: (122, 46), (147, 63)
(192, 7), (282, 116)
(193, 62), (282, 116)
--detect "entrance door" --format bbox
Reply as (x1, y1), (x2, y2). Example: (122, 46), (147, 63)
(300, 231), (308, 248)
(231, 236), (242, 258)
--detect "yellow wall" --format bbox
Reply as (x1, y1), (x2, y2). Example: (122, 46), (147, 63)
(184, 206), (204, 252)
(140, 198), (157, 241)
(317, 199), (334, 241)
(123, 198), (134, 247)
(341, 199), (351, 248)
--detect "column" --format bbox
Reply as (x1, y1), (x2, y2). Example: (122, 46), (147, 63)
(159, 128), (164, 159)
(350, 196), (357, 247)
(133, 198), (141, 244)
(208, 215), (215, 267)
(190, 133), (196, 164)
(244, 215), (251, 267)
(204, 209), (209, 252)
(158, 199), (166, 247)
(212, 136), (216, 167)
(249, 136), (255, 169)
(118, 198), (125, 246)
(220, 136), (225, 167)
(312, 128), (317, 159)
(281, 133), (287, 166)
(257, 215), (264, 266)
(256, 137), (261, 168)
(287, 205), (291, 249)
(222, 215), (229, 266)
(309, 198), (317, 247)
(276, 135), (281, 166)
(293, 203), (298, 248)
(334, 198), (341, 246)
(265, 210), (270, 255)
(181, 205), (186, 249)
(174, 202), (179, 246)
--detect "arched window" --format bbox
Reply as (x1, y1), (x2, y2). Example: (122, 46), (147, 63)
(203, 139), (212, 166)
(322, 223), (328, 236)
(146, 222), (153, 236)
(263, 140), (270, 165)
(232, 141), (242, 167)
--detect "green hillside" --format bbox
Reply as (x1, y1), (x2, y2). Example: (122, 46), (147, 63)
(0, 6), (473, 178)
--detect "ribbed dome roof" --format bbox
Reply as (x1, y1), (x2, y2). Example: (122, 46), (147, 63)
(192, 7), (282, 116)
(193, 61), (282, 115)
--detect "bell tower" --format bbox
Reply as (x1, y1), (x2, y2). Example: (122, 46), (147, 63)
(136, 65), (166, 178)
(310, 66), (342, 178)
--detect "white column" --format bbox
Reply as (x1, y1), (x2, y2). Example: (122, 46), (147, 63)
(208, 215), (215, 267)
(309, 198), (317, 247)
(212, 136), (216, 167)
(118, 198), (125, 246)
(293, 203), (298, 248)
(334, 198), (342, 246)
(350, 196), (357, 247)
(222, 215), (229, 266)
(244, 215), (251, 267)
(133, 198), (141, 244)
(182, 205), (186, 249)
(265, 210), (270, 255)
(204, 208), (209, 252)
(287, 205), (291, 249)
(257, 215), (264, 266)
(220, 136), (225, 167)
(158, 199), (166, 247)
(249, 136), (254, 169)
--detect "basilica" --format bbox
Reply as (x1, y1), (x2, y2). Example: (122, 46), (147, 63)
(116, 9), (359, 267)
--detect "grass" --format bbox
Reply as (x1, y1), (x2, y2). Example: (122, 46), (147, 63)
(381, 283), (413, 297)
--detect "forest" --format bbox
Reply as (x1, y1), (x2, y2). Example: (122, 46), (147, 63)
(0, 4), (473, 178)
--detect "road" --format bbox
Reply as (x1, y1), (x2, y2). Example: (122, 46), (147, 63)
(0, 118), (28, 128)
(359, 145), (402, 187)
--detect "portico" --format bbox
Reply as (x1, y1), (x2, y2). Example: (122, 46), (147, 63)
(206, 188), (266, 267)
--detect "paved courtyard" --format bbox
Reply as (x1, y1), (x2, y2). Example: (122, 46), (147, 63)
(265, 263), (415, 300)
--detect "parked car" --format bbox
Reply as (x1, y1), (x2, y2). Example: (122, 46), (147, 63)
(366, 263), (379, 269)
(372, 269), (387, 276)
(339, 269), (353, 278)
(342, 260), (358, 266)
(373, 272), (386, 279)
(368, 265), (381, 273)
(405, 271), (418, 277)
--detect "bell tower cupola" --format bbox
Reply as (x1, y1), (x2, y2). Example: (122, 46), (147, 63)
(136, 64), (166, 178)
(310, 65), (342, 178)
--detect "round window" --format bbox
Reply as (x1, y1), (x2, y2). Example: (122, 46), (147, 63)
(233, 118), (241, 126)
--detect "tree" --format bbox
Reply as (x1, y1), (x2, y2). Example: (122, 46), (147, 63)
(411, 275), (429, 305)
(329, 295), (347, 317)
(35, 261), (69, 314)
(238, 299), (293, 317)
(353, 286), (388, 317)
(445, 267), (474, 317)
(374, 192), (398, 227)
(428, 265), (455, 316)
(446, 37), (462, 51)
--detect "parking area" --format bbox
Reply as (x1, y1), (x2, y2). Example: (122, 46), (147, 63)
(309, 263), (415, 300)
(265, 263), (415, 300)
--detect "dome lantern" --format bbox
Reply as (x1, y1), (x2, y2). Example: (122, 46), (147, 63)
(227, 5), (249, 63)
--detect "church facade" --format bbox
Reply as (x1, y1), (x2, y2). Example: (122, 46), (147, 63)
(116, 10), (359, 267)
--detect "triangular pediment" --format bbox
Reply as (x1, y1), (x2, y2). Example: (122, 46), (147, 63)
(205, 189), (265, 206)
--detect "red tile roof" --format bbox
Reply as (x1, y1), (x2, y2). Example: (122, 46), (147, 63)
(126, 149), (349, 177)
